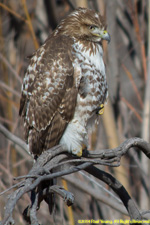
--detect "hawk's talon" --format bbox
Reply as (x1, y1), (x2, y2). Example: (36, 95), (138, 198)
(72, 145), (86, 157)
(76, 148), (83, 157)
(97, 104), (104, 115)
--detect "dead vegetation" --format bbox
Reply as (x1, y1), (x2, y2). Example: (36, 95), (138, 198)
(0, 0), (150, 224)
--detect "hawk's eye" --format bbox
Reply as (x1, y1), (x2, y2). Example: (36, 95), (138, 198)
(89, 25), (96, 30)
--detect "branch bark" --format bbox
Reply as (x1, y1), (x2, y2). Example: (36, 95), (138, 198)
(0, 135), (150, 225)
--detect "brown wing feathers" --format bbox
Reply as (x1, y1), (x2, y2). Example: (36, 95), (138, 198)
(19, 36), (77, 156)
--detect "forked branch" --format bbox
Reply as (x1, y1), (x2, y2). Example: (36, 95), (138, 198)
(0, 135), (150, 225)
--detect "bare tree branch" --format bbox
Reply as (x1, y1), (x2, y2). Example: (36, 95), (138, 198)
(64, 175), (128, 215)
(0, 137), (150, 224)
(0, 123), (30, 157)
(85, 166), (142, 220)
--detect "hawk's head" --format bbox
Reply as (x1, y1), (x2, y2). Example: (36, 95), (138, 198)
(55, 8), (110, 43)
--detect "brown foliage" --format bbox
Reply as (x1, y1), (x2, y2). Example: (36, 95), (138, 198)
(0, 0), (150, 224)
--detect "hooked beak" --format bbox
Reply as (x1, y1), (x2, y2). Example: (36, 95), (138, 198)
(101, 30), (111, 43)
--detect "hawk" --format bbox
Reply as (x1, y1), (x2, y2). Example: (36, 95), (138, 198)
(19, 7), (110, 158)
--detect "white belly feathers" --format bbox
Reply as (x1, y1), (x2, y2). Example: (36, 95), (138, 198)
(60, 40), (108, 154)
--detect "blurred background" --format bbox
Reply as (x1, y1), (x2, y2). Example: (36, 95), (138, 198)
(0, 0), (150, 224)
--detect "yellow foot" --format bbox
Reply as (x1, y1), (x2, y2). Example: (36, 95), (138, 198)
(72, 145), (87, 157)
(98, 104), (104, 115)
(76, 148), (83, 157)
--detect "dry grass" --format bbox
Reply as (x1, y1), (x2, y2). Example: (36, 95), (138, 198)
(0, 0), (149, 224)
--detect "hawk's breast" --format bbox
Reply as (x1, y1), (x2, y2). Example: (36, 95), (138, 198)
(72, 40), (108, 127)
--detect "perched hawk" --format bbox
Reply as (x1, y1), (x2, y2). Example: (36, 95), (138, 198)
(19, 7), (110, 158)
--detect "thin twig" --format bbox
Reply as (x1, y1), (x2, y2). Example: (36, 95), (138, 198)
(0, 53), (22, 84)
(0, 81), (20, 98)
(121, 97), (142, 122)
(0, 3), (27, 23)
(122, 64), (143, 108)
(0, 124), (29, 154)
(0, 180), (25, 196)
(21, 0), (39, 50)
